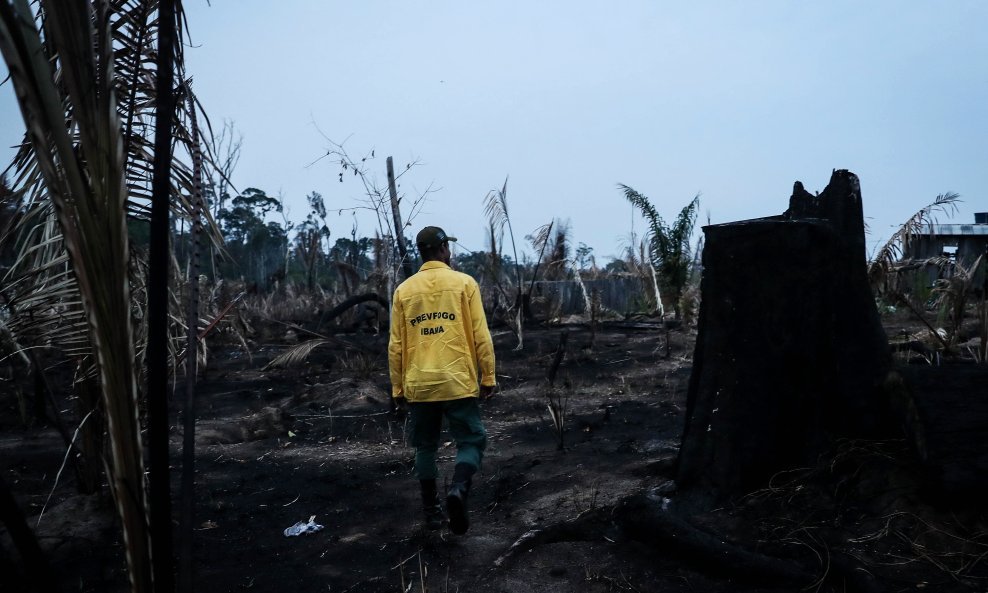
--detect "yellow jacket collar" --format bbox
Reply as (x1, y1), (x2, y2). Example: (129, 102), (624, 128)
(419, 261), (451, 272)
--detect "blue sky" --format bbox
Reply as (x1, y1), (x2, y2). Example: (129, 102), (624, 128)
(2, 1), (985, 261)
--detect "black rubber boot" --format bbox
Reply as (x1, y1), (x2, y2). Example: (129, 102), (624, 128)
(446, 463), (476, 535)
(421, 479), (445, 530)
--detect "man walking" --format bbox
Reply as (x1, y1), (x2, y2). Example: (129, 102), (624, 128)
(388, 226), (496, 534)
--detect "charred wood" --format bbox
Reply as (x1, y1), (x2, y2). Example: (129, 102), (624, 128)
(317, 293), (389, 331)
(678, 170), (892, 501)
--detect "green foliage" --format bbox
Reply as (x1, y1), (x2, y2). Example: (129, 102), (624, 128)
(127, 218), (151, 250)
(329, 236), (374, 272)
(217, 188), (288, 286)
(452, 250), (514, 282)
(619, 184), (700, 314)
(218, 188), (282, 243)
(603, 258), (629, 274)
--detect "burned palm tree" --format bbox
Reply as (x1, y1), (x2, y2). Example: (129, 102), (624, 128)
(868, 192), (961, 293)
(543, 220), (571, 281)
(868, 193), (962, 352)
(0, 1), (219, 591)
(930, 254), (985, 352)
(525, 220), (553, 291)
(484, 176), (527, 349)
(484, 220), (504, 309)
(0, 3), (151, 589)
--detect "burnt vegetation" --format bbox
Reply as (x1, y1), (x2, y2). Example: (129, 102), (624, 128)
(1, 3), (987, 593)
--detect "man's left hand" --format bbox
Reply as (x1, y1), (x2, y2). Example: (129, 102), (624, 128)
(480, 384), (495, 401)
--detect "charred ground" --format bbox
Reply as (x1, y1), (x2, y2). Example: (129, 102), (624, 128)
(2, 318), (987, 593)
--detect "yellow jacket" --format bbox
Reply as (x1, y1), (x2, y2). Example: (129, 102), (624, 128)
(388, 261), (496, 402)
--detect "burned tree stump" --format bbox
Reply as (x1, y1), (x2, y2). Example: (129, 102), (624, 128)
(677, 170), (892, 501)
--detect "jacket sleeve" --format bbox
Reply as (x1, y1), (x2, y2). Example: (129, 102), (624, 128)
(387, 291), (404, 397)
(468, 280), (496, 387)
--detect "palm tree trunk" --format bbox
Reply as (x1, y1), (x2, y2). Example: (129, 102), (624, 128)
(148, 0), (177, 590)
(179, 84), (204, 593)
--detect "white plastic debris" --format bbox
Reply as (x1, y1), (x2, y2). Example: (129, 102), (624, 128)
(284, 515), (324, 537)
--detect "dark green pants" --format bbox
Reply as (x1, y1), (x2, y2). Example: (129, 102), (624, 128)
(408, 398), (487, 480)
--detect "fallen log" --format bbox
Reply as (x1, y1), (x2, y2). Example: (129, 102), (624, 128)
(492, 493), (888, 592)
(616, 494), (815, 586)
(493, 494), (815, 587)
(492, 509), (604, 569)
(317, 293), (389, 331)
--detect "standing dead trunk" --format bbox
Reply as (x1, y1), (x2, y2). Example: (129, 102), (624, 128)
(546, 330), (569, 387)
(148, 0), (177, 589)
(677, 170), (892, 503)
(179, 86), (205, 593)
(387, 156), (415, 281)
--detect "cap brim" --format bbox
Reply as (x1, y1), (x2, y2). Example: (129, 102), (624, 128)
(447, 236), (458, 242)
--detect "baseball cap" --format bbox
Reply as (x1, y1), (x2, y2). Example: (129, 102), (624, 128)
(416, 226), (457, 248)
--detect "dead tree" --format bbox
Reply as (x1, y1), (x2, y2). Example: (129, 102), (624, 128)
(316, 293), (389, 331)
(677, 170), (892, 502)
(490, 171), (896, 591)
(387, 156), (415, 281)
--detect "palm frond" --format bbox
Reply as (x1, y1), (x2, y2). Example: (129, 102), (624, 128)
(1, 3), (224, 367)
(263, 339), (332, 370)
(483, 185), (509, 234)
(486, 220), (501, 255)
(670, 194), (700, 253)
(0, 2), (201, 590)
(868, 192), (961, 288)
(619, 183), (665, 254)
(546, 220), (572, 280)
(483, 175), (521, 288)
(525, 220), (553, 293)
(526, 222), (553, 253)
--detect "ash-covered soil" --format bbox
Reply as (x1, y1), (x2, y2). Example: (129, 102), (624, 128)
(3, 320), (987, 592)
